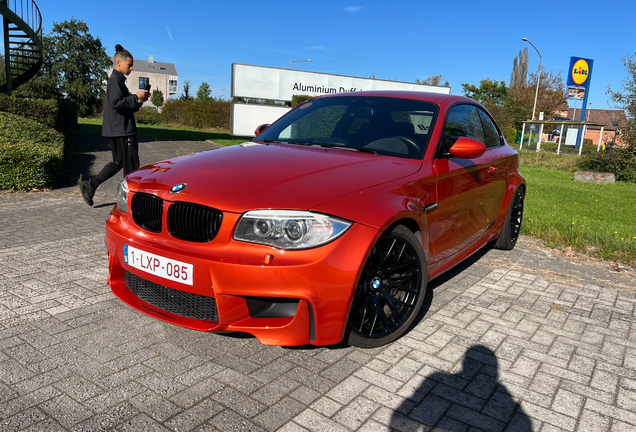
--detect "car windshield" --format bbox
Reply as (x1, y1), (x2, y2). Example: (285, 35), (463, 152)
(254, 96), (438, 159)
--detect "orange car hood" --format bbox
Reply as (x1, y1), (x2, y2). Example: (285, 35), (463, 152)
(127, 143), (422, 213)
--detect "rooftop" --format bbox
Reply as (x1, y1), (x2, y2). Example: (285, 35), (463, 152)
(111, 55), (178, 76)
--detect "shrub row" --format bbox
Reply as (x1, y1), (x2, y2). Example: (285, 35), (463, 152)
(0, 112), (65, 190)
(0, 94), (77, 134)
(160, 99), (231, 129)
(135, 107), (162, 125)
(581, 147), (636, 183)
(291, 94), (313, 107)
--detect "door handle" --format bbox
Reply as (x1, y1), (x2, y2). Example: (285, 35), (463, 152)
(488, 165), (498, 177)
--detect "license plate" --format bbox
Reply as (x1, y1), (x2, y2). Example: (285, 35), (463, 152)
(124, 245), (193, 286)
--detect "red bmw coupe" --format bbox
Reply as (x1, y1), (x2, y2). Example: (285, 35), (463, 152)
(105, 91), (525, 348)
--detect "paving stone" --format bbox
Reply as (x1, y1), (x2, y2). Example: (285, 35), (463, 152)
(333, 396), (379, 430)
(551, 388), (584, 418)
(253, 396), (305, 431)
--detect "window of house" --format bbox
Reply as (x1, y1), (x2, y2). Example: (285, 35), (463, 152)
(139, 77), (149, 89)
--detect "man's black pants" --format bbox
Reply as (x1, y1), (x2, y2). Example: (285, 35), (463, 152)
(90, 135), (140, 189)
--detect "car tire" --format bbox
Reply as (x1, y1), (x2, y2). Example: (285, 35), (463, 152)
(346, 225), (428, 348)
(494, 186), (525, 251)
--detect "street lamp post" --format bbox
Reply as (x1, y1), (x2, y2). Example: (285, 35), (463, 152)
(522, 38), (543, 121)
(290, 59), (313, 69)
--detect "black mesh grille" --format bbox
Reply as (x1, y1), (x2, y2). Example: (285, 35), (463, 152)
(125, 271), (218, 322)
(131, 193), (163, 233)
(168, 202), (223, 242)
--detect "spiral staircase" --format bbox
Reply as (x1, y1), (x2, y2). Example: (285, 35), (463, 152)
(0, 0), (43, 95)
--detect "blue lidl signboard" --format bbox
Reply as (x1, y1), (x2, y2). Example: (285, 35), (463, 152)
(567, 57), (593, 88)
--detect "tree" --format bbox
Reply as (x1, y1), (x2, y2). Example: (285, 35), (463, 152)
(513, 70), (568, 123)
(461, 79), (510, 107)
(510, 47), (529, 93)
(607, 53), (636, 150)
(27, 19), (111, 117)
(151, 89), (164, 108)
(196, 82), (211, 100)
(181, 80), (192, 100)
(416, 75), (449, 86)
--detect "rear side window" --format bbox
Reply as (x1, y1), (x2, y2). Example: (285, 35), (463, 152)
(478, 109), (502, 149)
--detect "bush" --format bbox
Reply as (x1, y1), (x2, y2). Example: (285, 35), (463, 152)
(580, 147), (636, 183)
(0, 112), (65, 190)
(291, 94), (313, 108)
(135, 107), (161, 125)
(160, 99), (230, 129)
(0, 94), (77, 133)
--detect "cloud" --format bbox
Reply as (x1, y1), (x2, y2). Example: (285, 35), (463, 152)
(166, 26), (173, 41)
(307, 46), (328, 51)
(343, 6), (362, 12)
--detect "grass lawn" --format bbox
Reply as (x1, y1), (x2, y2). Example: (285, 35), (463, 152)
(78, 118), (250, 146)
(520, 166), (636, 265)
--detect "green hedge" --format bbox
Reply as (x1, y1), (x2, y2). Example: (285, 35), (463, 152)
(160, 99), (230, 129)
(581, 147), (636, 183)
(135, 107), (162, 125)
(0, 112), (65, 190)
(291, 94), (313, 108)
(0, 94), (77, 133)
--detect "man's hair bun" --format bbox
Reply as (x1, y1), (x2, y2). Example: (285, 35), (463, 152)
(114, 44), (132, 59)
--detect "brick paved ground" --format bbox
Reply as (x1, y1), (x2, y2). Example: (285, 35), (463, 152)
(1, 138), (635, 431)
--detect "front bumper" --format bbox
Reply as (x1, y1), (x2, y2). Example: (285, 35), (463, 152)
(105, 208), (378, 346)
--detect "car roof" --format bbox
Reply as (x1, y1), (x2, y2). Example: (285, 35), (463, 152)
(314, 90), (478, 107)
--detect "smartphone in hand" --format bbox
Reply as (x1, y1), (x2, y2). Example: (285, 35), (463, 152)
(144, 83), (151, 91)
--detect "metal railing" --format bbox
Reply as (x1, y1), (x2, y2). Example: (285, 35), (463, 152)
(1, 0), (43, 94)
(2, 0), (42, 34)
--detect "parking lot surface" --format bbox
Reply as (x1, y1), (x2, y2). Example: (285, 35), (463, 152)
(1, 138), (635, 431)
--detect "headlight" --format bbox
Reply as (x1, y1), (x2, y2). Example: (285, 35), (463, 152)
(116, 179), (129, 212)
(234, 210), (352, 250)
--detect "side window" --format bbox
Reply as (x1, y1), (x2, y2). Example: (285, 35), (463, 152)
(439, 104), (485, 155)
(139, 77), (149, 90)
(478, 108), (502, 149)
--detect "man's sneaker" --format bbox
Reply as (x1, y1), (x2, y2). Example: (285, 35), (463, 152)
(79, 180), (95, 207)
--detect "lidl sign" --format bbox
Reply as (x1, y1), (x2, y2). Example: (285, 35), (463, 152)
(567, 57), (593, 88)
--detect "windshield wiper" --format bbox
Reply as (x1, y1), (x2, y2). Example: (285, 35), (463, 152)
(318, 144), (378, 154)
(259, 140), (311, 146)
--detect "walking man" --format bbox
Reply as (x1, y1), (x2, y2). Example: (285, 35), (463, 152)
(79, 44), (150, 206)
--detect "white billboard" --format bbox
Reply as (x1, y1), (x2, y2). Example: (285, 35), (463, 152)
(231, 63), (451, 102)
(230, 63), (452, 136)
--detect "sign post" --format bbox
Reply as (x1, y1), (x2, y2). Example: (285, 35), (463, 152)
(566, 57), (594, 147)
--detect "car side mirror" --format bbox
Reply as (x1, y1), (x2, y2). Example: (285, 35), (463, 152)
(447, 137), (487, 159)
(254, 124), (271, 136)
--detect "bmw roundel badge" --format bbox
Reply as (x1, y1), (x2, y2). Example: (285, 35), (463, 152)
(371, 277), (381, 290)
(170, 183), (187, 193)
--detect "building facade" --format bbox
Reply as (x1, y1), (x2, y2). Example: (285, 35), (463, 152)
(108, 55), (178, 110)
(550, 109), (627, 145)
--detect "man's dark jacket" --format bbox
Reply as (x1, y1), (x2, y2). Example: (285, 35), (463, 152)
(102, 69), (142, 137)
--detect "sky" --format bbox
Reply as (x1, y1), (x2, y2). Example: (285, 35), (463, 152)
(17, 0), (636, 111)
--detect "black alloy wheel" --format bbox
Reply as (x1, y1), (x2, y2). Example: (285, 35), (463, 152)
(495, 186), (525, 250)
(347, 225), (427, 348)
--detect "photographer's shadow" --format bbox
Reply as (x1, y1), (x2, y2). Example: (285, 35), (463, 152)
(390, 345), (532, 431)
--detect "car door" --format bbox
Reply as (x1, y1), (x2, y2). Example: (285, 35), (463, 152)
(429, 104), (505, 263)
